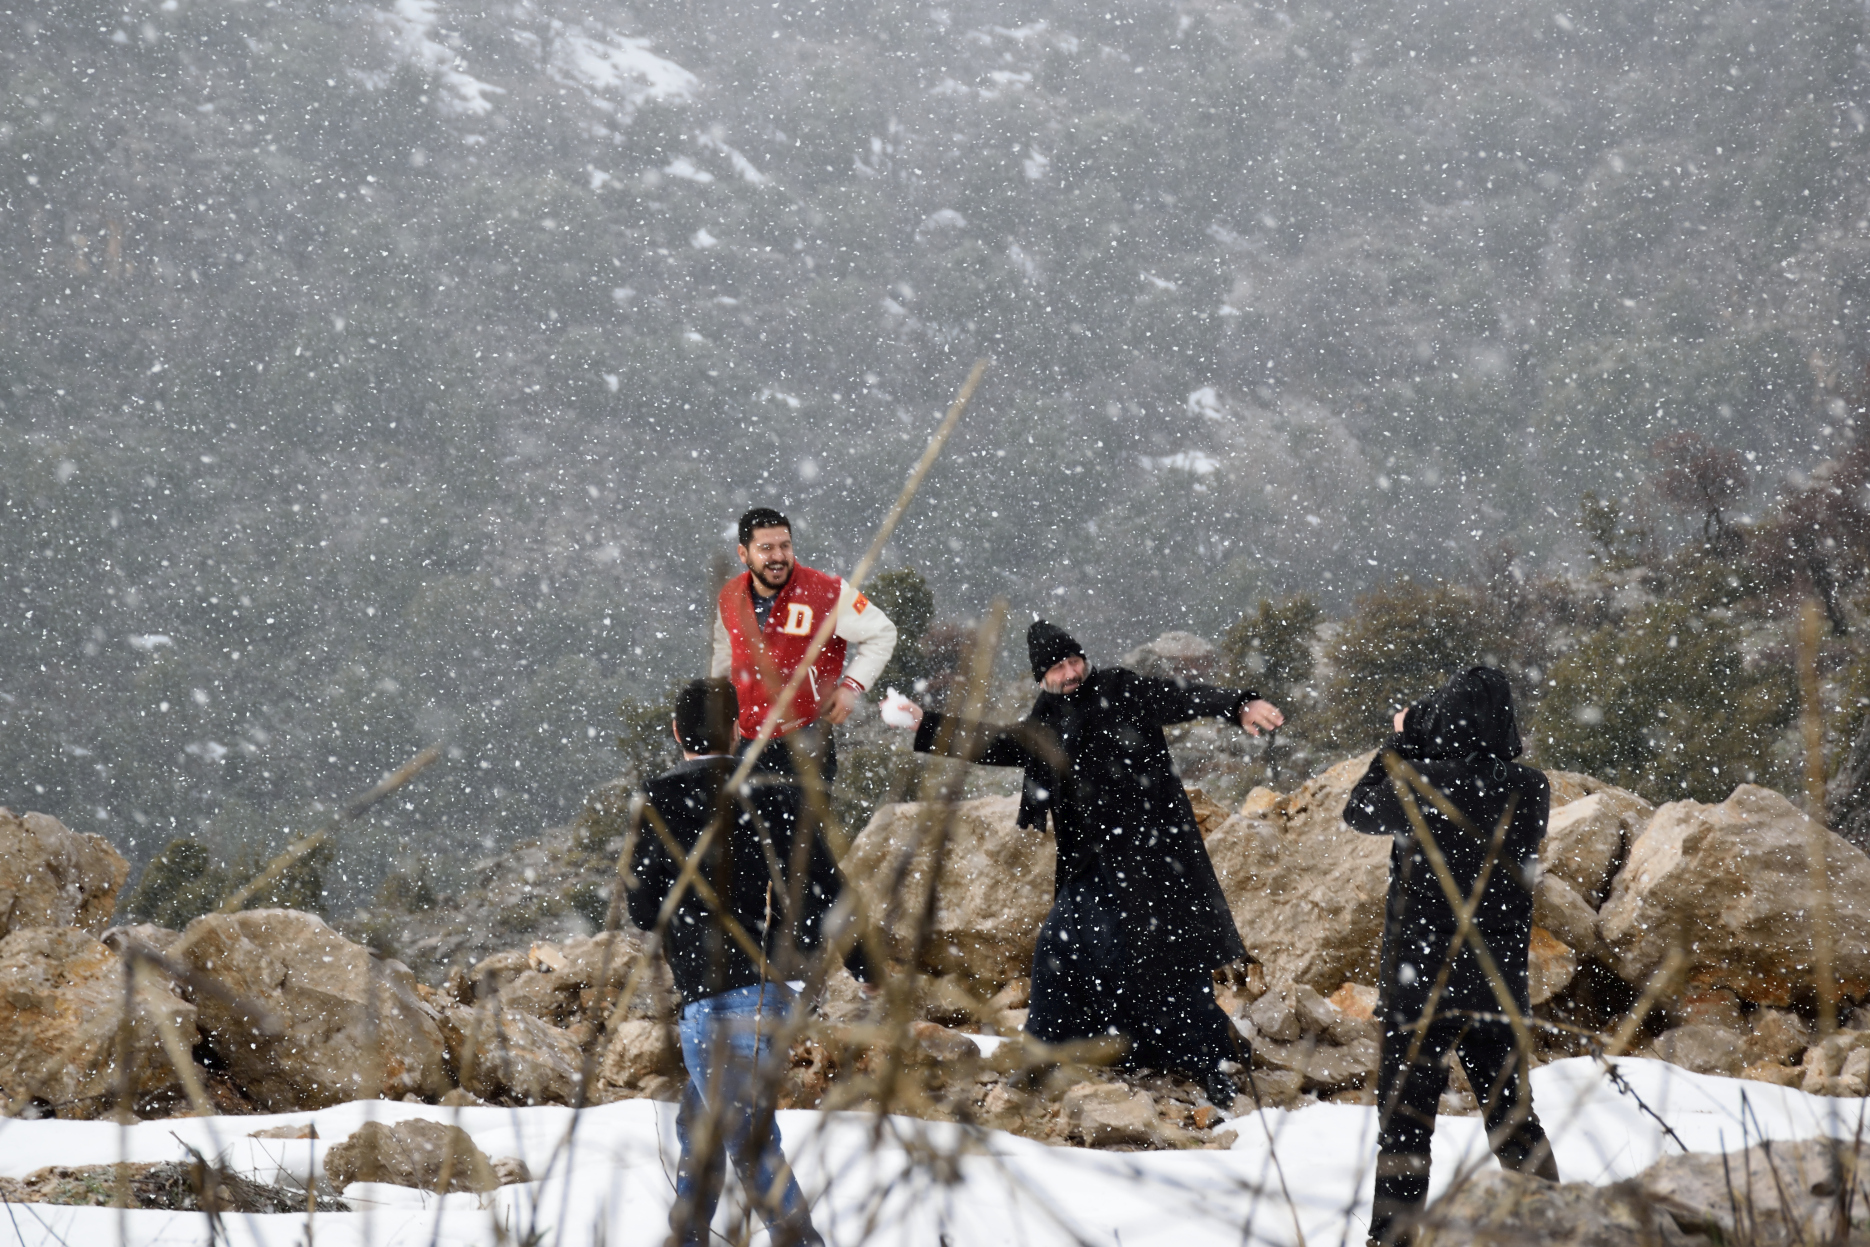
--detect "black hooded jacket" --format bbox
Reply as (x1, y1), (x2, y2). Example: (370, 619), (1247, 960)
(914, 665), (1253, 972)
(626, 756), (866, 1003)
(1342, 667), (1549, 1027)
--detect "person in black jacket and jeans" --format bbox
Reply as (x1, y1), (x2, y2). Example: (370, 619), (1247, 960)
(1343, 666), (1559, 1247)
(886, 619), (1284, 1108)
(626, 678), (866, 1247)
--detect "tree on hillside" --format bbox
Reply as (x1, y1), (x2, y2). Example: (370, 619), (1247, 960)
(1318, 580), (1503, 752)
(1651, 432), (1749, 550)
(1219, 596), (1322, 784)
(1539, 601), (1795, 803)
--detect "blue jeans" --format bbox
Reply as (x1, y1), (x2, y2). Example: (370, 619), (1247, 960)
(672, 982), (821, 1247)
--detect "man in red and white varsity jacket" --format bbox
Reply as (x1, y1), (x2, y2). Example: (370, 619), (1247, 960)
(710, 507), (897, 781)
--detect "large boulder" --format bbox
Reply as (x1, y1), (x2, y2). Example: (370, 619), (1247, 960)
(594, 1019), (684, 1101)
(1541, 788), (1652, 907)
(0, 927), (197, 1117)
(0, 809), (129, 937)
(468, 930), (673, 1027)
(1428, 1137), (1870, 1246)
(841, 796), (1054, 992)
(1597, 785), (1870, 1004)
(1208, 754), (1389, 991)
(438, 1004), (585, 1105)
(175, 909), (451, 1110)
(324, 1119), (496, 1193)
(1533, 874), (1604, 963)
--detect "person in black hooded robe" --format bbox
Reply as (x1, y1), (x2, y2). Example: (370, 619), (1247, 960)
(1343, 666), (1559, 1247)
(885, 619), (1285, 1106)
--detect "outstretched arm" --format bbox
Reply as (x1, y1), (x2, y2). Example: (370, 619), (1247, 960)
(887, 699), (1046, 770)
(1125, 669), (1284, 735)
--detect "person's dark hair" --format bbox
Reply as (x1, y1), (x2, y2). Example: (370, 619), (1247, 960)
(673, 678), (738, 754)
(737, 507), (792, 547)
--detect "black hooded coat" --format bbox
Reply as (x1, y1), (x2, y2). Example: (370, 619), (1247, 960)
(914, 664), (1254, 1061)
(1341, 667), (1549, 1026)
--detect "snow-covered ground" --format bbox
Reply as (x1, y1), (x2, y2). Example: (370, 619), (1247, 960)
(3, 1058), (1865, 1246)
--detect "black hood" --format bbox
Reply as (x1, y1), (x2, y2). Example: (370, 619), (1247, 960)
(1401, 666), (1522, 762)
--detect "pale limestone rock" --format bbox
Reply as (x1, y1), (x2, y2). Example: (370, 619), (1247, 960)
(0, 808), (128, 937)
(1650, 1024), (1745, 1076)
(470, 930), (672, 1027)
(1533, 874), (1604, 964)
(1597, 785), (1870, 1004)
(1744, 1008), (1811, 1067)
(1528, 927), (1578, 1006)
(1060, 1081), (1185, 1148)
(1328, 982), (1379, 1022)
(1541, 788), (1652, 906)
(1640, 1137), (1870, 1245)
(0, 927), (197, 1117)
(438, 1004), (585, 1105)
(595, 1018), (684, 1100)
(324, 1118), (495, 1192)
(842, 795), (1054, 992)
(176, 909), (450, 1110)
(1254, 1035), (1380, 1090)
(1209, 753), (1389, 992)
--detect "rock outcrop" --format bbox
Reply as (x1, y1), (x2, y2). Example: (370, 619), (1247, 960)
(842, 795), (1054, 992)
(595, 1019), (685, 1101)
(0, 926), (198, 1117)
(1207, 754), (1389, 992)
(175, 909), (451, 1110)
(1422, 1138), (1870, 1246)
(324, 1118), (497, 1193)
(0, 809), (129, 938)
(1597, 785), (1870, 1004)
(1541, 788), (1651, 906)
(438, 1004), (585, 1105)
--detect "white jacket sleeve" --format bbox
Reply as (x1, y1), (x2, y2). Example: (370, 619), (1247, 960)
(710, 610), (732, 679)
(834, 579), (897, 691)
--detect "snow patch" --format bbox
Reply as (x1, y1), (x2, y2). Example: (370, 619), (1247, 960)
(127, 634), (173, 652)
(374, 0), (506, 117)
(548, 29), (698, 116)
(3, 1061), (1866, 1247)
(697, 131), (770, 185)
(1187, 387), (1224, 421)
(1145, 451), (1221, 476)
(664, 156), (714, 183)
(689, 227), (718, 249)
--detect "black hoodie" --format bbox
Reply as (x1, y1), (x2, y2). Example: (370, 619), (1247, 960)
(1342, 667), (1550, 1026)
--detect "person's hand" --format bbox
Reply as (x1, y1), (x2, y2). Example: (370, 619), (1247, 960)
(822, 684), (863, 725)
(879, 689), (923, 730)
(1393, 709), (1408, 733)
(1240, 699), (1284, 736)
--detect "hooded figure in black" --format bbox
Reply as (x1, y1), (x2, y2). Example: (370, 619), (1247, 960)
(887, 619), (1283, 1107)
(1343, 667), (1558, 1247)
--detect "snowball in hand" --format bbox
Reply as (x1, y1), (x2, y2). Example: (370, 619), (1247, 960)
(880, 688), (918, 728)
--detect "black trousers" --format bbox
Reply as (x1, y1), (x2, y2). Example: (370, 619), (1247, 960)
(1369, 1015), (1552, 1247)
(1027, 866), (1235, 1080)
(736, 724), (837, 786)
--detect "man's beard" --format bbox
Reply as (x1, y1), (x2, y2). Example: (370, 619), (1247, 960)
(753, 561), (792, 590)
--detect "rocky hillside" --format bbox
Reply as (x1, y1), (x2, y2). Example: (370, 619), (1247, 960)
(6, 744), (1870, 1158)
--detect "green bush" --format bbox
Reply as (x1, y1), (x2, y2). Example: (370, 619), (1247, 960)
(1538, 601), (1795, 803)
(1319, 580), (1503, 750)
(1219, 597), (1323, 703)
(124, 838), (229, 930)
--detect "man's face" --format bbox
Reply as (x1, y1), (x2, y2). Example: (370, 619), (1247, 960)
(1042, 653), (1087, 695)
(738, 525), (794, 593)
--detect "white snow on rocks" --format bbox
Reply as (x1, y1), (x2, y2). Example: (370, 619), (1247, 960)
(548, 28), (699, 114)
(374, 0), (505, 117)
(4, 1060), (1862, 1246)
